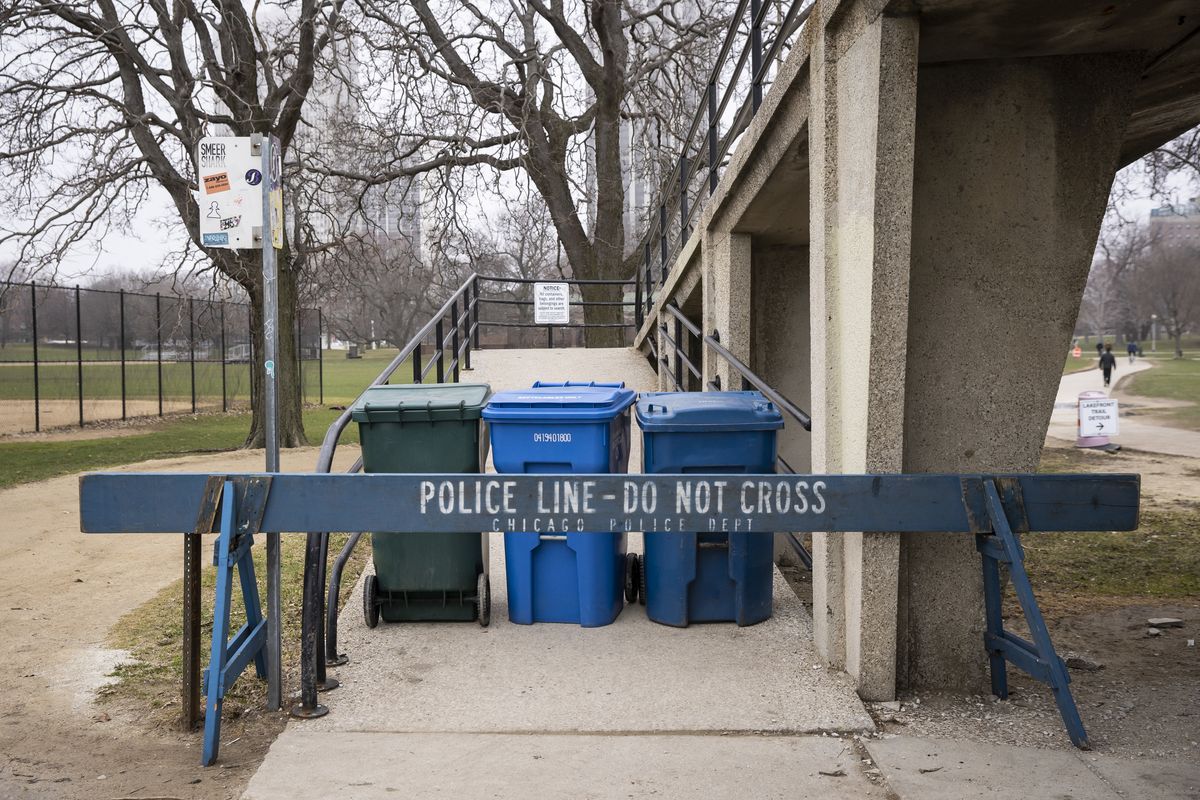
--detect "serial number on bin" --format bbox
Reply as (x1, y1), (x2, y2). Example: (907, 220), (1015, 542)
(533, 432), (572, 443)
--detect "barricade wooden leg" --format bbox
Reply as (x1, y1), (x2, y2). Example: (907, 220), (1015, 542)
(981, 479), (1089, 749)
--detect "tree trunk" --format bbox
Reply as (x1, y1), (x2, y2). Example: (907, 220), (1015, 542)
(244, 251), (308, 448)
(580, 282), (626, 347)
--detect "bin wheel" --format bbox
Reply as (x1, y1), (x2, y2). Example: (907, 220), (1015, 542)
(363, 574), (380, 629)
(639, 553), (647, 606)
(624, 553), (640, 604)
(476, 573), (491, 628)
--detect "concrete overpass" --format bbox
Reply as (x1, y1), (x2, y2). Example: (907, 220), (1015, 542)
(633, 0), (1200, 701)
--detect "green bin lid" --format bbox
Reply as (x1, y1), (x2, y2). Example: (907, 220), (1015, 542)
(350, 384), (491, 423)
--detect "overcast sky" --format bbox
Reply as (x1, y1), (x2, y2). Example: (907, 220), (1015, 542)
(6, 141), (1194, 285)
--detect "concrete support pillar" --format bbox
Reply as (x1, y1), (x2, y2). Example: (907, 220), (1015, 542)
(898, 52), (1143, 690)
(703, 230), (753, 390)
(808, 7), (918, 700)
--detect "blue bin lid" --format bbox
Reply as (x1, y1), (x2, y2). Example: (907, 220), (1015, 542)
(531, 380), (626, 389)
(635, 391), (784, 431)
(483, 385), (636, 422)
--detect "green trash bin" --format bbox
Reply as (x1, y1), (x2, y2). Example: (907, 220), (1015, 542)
(351, 383), (492, 626)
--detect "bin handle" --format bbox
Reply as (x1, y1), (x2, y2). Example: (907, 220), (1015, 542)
(539, 534), (568, 541)
(645, 402), (668, 414)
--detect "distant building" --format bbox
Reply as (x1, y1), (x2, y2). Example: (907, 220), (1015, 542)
(1148, 197), (1200, 251)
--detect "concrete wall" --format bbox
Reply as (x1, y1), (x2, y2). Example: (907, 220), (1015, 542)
(752, 243), (813, 568)
(752, 243), (812, 475)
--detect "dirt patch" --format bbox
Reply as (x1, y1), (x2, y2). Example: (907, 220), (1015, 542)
(862, 442), (1200, 759)
(0, 445), (359, 799)
(872, 602), (1200, 758)
(0, 398), (204, 436)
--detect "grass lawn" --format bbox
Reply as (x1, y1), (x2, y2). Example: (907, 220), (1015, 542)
(1063, 355), (1095, 375)
(0, 348), (403, 407)
(1121, 354), (1200, 432)
(0, 347), (422, 489)
(0, 407), (360, 490)
(103, 530), (371, 729)
(1033, 446), (1200, 614)
(320, 347), (414, 402)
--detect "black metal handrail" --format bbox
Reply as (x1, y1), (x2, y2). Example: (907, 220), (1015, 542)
(659, 302), (814, 568)
(634, 0), (815, 326)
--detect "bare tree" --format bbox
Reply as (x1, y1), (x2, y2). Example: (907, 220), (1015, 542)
(0, 1), (354, 446)
(319, 235), (441, 348)
(1143, 125), (1200, 196)
(302, 0), (728, 345)
(1136, 241), (1200, 359)
(1080, 219), (1154, 341)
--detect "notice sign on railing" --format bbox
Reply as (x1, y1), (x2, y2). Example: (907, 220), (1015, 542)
(533, 282), (570, 325)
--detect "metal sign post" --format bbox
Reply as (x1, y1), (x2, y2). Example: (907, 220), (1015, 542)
(260, 133), (283, 711)
(195, 133), (284, 711)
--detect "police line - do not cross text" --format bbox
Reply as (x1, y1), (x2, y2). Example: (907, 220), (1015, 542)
(418, 475), (828, 533)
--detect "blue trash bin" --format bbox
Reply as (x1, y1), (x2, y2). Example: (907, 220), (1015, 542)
(636, 391), (784, 627)
(483, 383), (637, 626)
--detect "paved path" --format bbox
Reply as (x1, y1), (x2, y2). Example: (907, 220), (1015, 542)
(865, 735), (1200, 800)
(244, 347), (882, 798)
(1047, 359), (1200, 458)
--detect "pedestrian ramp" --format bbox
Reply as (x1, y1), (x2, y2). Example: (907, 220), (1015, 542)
(242, 346), (875, 798)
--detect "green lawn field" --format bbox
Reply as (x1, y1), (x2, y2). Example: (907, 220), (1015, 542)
(0, 348), (420, 487)
(1122, 353), (1200, 432)
(0, 348), (408, 405)
(0, 407), (360, 490)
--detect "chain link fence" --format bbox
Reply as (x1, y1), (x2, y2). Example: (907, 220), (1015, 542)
(0, 280), (323, 434)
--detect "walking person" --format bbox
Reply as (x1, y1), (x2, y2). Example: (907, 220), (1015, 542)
(1127, 339), (1138, 363)
(1096, 340), (1104, 358)
(1100, 343), (1117, 389)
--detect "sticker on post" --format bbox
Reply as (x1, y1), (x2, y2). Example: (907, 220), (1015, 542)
(1079, 398), (1119, 437)
(202, 232), (229, 246)
(203, 172), (231, 194)
(533, 282), (570, 325)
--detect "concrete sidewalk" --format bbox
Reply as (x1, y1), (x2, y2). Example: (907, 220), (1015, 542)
(1047, 359), (1200, 458)
(865, 736), (1200, 799)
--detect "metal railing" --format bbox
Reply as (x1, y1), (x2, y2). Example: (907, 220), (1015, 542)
(632, 0), (814, 325)
(660, 301), (814, 568)
(0, 279), (323, 433)
(296, 271), (639, 717)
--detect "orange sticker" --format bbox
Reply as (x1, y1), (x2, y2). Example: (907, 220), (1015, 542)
(203, 172), (230, 194)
